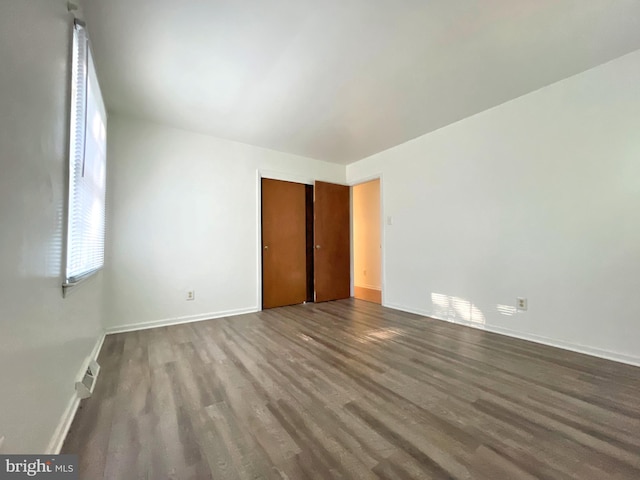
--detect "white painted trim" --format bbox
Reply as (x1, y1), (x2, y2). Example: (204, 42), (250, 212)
(259, 168), (345, 186)
(349, 185), (354, 297)
(347, 172), (384, 187)
(256, 170), (263, 312)
(380, 176), (385, 306)
(46, 332), (106, 454)
(259, 169), (315, 186)
(46, 395), (80, 455)
(105, 307), (258, 335)
(384, 302), (640, 367)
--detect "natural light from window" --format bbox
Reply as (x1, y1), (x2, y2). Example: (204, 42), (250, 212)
(65, 21), (107, 286)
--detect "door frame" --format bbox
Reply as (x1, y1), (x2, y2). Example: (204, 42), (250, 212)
(256, 170), (316, 311)
(348, 173), (386, 306)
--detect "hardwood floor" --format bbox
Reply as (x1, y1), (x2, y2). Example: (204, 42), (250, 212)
(62, 299), (640, 479)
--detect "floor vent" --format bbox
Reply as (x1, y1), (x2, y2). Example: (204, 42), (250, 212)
(76, 359), (100, 399)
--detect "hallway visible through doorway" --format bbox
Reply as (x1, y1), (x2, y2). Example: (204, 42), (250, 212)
(352, 179), (381, 304)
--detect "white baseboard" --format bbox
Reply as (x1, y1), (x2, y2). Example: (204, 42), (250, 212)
(384, 302), (640, 368)
(46, 396), (80, 455)
(44, 306), (257, 453)
(46, 332), (106, 454)
(105, 306), (259, 335)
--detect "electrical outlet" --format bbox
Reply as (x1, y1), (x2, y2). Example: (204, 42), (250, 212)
(186, 290), (195, 301)
(517, 297), (528, 311)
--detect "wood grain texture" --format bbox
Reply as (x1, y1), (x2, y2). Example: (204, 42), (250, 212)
(314, 181), (350, 302)
(262, 178), (307, 309)
(63, 299), (640, 479)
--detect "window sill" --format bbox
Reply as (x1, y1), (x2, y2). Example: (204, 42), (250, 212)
(62, 268), (101, 298)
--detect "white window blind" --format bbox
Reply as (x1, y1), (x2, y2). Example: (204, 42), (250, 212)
(65, 21), (107, 284)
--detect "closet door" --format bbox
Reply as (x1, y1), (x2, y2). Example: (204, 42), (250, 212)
(262, 179), (307, 309)
(314, 181), (350, 302)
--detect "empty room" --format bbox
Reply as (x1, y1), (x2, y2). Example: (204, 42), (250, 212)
(1, 0), (640, 479)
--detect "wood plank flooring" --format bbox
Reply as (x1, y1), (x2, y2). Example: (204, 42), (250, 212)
(62, 299), (640, 479)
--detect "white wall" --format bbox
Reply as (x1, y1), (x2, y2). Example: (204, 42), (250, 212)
(104, 115), (344, 331)
(353, 179), (381, 290)
(347, 49), (640, 365)
(0, 0), (104, 453)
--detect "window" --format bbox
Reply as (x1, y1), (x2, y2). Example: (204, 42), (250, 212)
(64, 21), (107, 288)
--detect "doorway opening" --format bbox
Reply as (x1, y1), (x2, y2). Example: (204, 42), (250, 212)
(352, 178), (382, 304)
(261, 178), (350, 309)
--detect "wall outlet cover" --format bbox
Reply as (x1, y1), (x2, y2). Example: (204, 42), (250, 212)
(517, 297), (528, 311)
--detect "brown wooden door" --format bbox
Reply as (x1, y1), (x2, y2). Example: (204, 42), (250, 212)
(262, 179), (307, 309)
(314, 181), (350, 302)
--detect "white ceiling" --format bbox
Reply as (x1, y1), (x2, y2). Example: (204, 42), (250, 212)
(83, 0), (640, 164)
